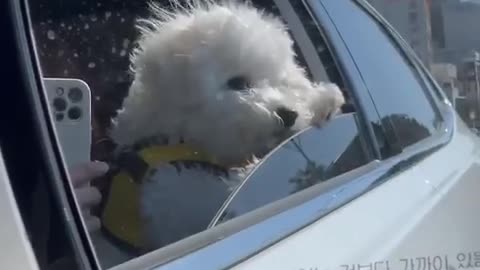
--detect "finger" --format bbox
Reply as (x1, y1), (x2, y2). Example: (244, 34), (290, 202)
(70, 161), (109, 188)
(75, 186), (102, 209)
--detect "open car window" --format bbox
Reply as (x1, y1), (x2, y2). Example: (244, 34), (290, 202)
(25, 0), (371, 268)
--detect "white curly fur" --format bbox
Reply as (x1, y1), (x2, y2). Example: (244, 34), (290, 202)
(110, 0), (345, 167)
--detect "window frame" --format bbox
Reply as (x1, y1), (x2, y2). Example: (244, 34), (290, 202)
(274, 1), (330, 83)
(317, 0), (455, 187)
(11, 0), (453, 270)
(357, 0), (454, 138)
(359, 0), (449, 110)
(6, 0), (101, 269)
(321, 0), (453, 159)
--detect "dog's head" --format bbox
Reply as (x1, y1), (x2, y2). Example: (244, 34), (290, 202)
(111, 1), (344, 166)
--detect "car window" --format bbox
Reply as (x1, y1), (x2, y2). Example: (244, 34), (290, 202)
(27, 0), (370, 268)
(212, 112), (368, 225)
(322, 0), (443, 152)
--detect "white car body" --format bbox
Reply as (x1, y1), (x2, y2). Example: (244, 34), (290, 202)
(233, 115), (480, 270)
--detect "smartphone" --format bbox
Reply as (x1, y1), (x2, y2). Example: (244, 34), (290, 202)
(43, 78), (92, 168)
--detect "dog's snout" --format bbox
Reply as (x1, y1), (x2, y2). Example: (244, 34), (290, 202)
(276, 107), (298, 128)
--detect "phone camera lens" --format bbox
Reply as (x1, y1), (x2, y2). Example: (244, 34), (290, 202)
(55, 113), (64, 122)
(56, 87), (64, 96)
(53, 97), (67, 111)
(68, 87), (83, 103)
(68, 106), (82, 120)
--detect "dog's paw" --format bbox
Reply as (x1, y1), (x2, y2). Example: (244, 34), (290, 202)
(309, 82), (345, 127)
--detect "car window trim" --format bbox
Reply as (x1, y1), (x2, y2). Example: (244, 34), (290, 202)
(275, 0), (329, 82)
(321, 0), (454, 157)
(306, 0), (384, 160)
(14, 0), (101, 269)
(356, 0), (448, 119)
(354, 0), (456, 152)
(293, 0), (381, 162)
(357, 0), (449, 105)
(355, 0), (445, 149)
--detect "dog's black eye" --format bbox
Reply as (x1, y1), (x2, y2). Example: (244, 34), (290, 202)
(227, 76), (250, 91)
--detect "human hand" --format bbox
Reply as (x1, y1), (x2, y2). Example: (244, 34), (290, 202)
(70, 161), (109, 232)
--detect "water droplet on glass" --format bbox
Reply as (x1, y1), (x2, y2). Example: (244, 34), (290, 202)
(112, 47), (116, 54)
(68, 25), (72, 30)
(60, 22), (65, 28)
(58, 50), (64, 57)
(73, 53), (79, 58)
(63, 70), (69, 75)
(105, 11), (112, 20)
(88, 62), (96, 68)
(84, 24), (89, 30)
(120, 49), (127, 57)
(91, 15), (98, 22)
(120, 18), (126, 23)
(47, 30), (55, 40)
(122, 38), (130, 48)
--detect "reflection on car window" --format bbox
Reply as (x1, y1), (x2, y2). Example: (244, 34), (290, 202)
(215, 113), (369, 225)
(322, 1), (443, 150)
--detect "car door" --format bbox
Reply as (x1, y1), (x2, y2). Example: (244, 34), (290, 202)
(231, 1), (480, 270)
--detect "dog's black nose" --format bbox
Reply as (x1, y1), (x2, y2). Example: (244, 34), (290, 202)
(276, 107), (298, 128)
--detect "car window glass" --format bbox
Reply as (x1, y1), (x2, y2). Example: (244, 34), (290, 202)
(27, 0), (367, 268)
(322, 1), (443, 150)
(213, 112), (369, 225)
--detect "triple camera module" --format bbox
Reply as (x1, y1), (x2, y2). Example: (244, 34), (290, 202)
(52, 87), (83, 122)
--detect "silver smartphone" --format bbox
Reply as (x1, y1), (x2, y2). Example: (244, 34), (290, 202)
(43, 78), (92, 168)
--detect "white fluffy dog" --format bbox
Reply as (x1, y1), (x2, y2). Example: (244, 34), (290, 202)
(109, 0), (344, 250)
